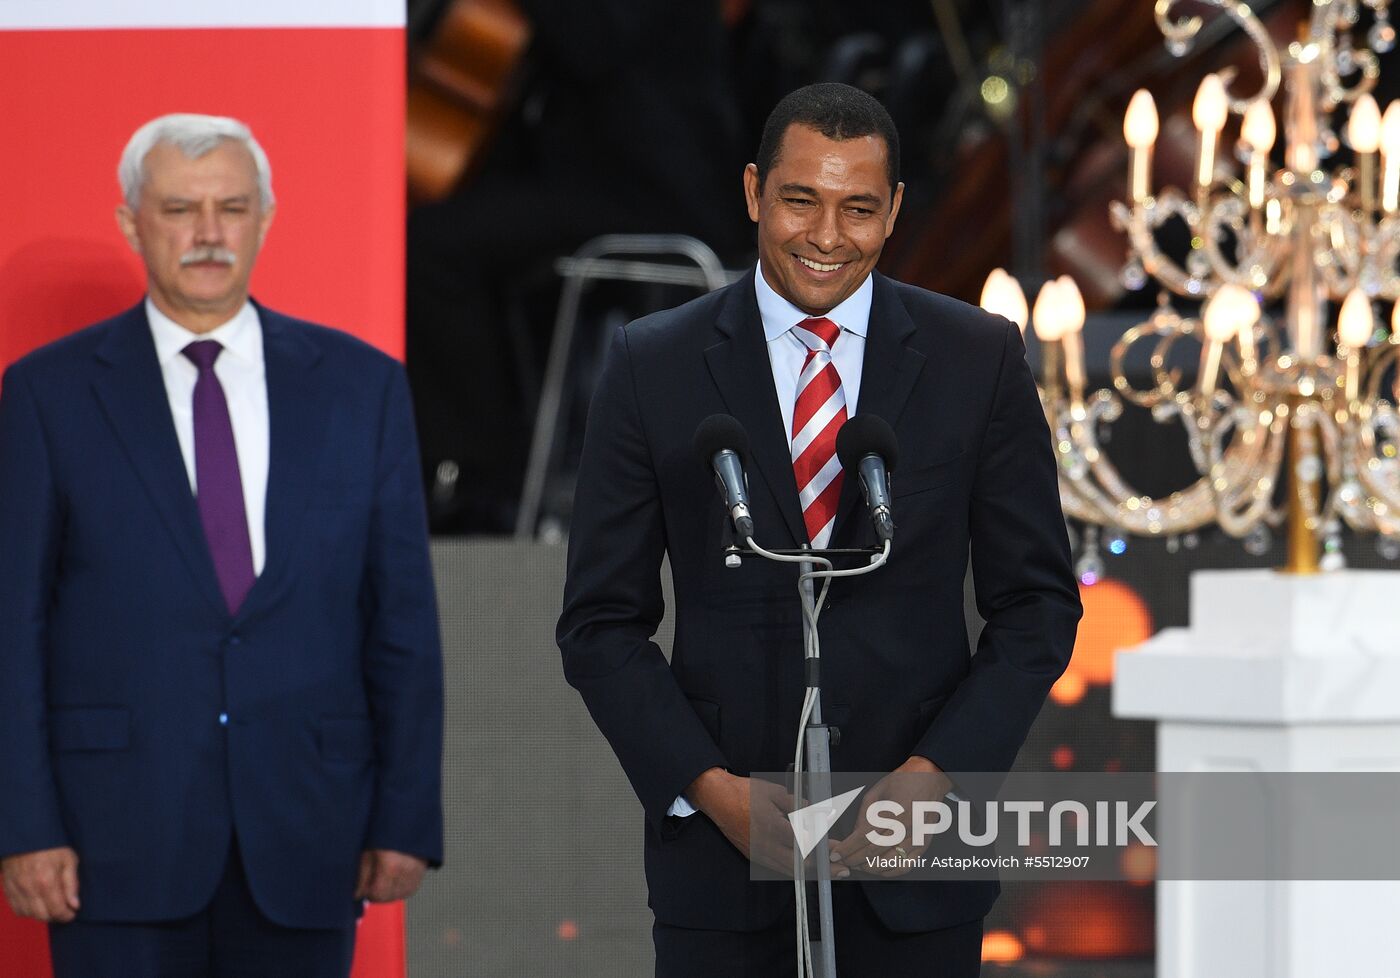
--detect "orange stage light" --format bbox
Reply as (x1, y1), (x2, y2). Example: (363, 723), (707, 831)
(1018, 882), (1153, 957)
(981, 930), (1025, 962)
(1121, 841), (1156, 885)
(1067, 580), (1154, 685)
(1049, 671), (1087, 705)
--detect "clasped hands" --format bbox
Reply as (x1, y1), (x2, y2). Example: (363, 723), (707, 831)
(0, 847), (79, 923)
(1, 847), (427, 922)
(687, 756), (953, 879)
(355, 849), (430, 903)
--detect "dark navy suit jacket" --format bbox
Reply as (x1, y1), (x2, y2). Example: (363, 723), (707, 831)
(558, 271), (1081, 933)
(0, 302), (444, 929)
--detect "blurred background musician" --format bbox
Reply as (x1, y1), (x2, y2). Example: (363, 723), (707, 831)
(405, 0), (748, 533)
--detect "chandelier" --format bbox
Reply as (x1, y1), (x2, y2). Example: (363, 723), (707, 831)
(981, 0), (1400, 579)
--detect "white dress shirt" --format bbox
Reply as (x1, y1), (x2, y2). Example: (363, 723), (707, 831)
(146, 298), (269, 576)
(669, 265), (875, 818)
(756, 261), (871, 437)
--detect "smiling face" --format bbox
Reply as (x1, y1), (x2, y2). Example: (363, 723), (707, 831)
(744, 123), (903, 316)
(116, 138), (274, 332)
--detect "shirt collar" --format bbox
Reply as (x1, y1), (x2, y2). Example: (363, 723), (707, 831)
(146, 298), (262, 367)
(754, 262), (873, 343)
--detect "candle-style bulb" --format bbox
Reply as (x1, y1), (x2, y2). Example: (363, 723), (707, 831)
(1192, 74), (1229, 133)
(980, 269), (1029, 333)
(1056, 276), (1088, 404)
(1338, 288), (1373, 348)
(1056, 275), (1086, 334)
(1383, 101), (1400, 157)
(1203, 284), (1259, 342)
(1032, 280), (1067, 341)
(1241, 100), (1276, 153)
(1350, 94), (1382, 153)
(1124, 90), (1159, 149)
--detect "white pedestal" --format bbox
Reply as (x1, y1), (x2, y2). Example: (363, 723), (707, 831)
(1113, 569), (1400, 978)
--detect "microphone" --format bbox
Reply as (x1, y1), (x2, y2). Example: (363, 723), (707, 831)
(836, 414), (899, 544)
(694, 414), (755, 540)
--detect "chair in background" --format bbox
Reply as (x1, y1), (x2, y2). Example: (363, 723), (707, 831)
(515, 234), (741, 540)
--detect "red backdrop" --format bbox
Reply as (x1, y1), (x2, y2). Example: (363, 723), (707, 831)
(0, 21), (408, 978)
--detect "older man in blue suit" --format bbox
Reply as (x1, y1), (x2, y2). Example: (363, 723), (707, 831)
(0, 114), (443, 978)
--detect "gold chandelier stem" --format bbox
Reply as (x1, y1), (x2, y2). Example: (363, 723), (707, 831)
(1288, 201), (1324, 359)
(1283, 397), (1321, 575)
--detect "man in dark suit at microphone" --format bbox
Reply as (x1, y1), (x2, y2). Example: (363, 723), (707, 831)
(558, 83), (1081, 974)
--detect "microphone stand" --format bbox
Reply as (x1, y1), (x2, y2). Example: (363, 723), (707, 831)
(799, 551), (837, 978)
(725, 538), (890, 978)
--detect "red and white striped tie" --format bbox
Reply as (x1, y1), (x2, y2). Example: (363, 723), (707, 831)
(791, 317), (847, 548)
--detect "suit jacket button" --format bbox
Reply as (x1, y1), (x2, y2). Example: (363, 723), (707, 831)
(219, 713), (229, 726)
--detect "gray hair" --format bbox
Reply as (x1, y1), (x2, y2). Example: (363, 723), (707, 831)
(118, 113), (274, 210)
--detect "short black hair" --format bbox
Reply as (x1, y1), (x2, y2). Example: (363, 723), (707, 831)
(755, 83), (900, 195)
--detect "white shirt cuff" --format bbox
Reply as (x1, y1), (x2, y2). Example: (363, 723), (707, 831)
(667, 794), (698, 817)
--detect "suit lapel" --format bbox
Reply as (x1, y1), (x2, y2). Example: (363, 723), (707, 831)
(235, 303), (323, 623)
(91, 305), (228, 616)
(831, 272), (927, 544)
(703, 273), (808, 546)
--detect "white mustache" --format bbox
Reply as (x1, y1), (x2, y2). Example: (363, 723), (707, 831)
(180, 247), (237, 266)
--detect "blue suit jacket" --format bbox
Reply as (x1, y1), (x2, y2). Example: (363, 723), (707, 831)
(0, 302), (444, 929)
(558, 271), (1081, 933)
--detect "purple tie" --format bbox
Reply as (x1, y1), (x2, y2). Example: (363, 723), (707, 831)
(183, 340), (255, 614)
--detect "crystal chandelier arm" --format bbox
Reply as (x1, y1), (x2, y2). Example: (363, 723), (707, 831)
(1040, 391), (1126, 526)
(1057, 458), (1130, 526)
(1085, 304), (1296, 539)
(1361, 341), (1400, 405)
(1341, 344), (1400, 522)
(1312, 0), (1384, 108)
(1111, 192), (1213, 299)
(1315, 406), (1396, 533)
(1114, 184), (1289, 301)
(1348, 416), (1400, 529)
(1154, 0), (1201, 48)
(1217, 340), (1260, 395)
(1156, 0), (1281, 111)
(1051, 374), (1287, 538)
(1058, 391), (1224, 535)
(1054, 443), (1115, 522)
(1245, 316), (1285, 371)
(1315, 408), (1359, 528)
(1083, 471), (1219, 534)
(1325, 48), (1383, 105)
(1314, 202), (1363, 298)
(1366, 215), (1400, 301)
(1149, 331), (1194, 405)
(1200, 406), (1288, 536)
(1045, 393), (1138, 525)
(1109, 313), (1197, 408)
(1057, 481), (1113, 525)
(1200, 189), (1290, 296)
